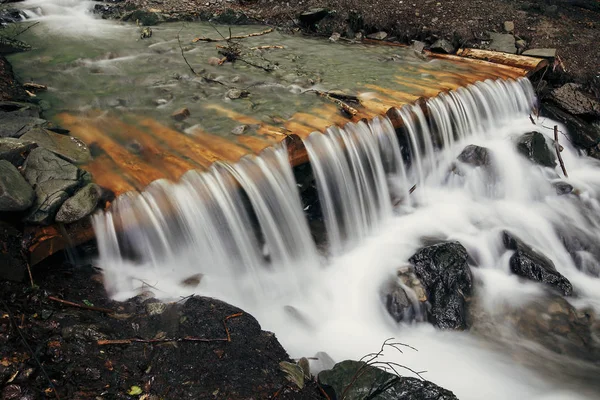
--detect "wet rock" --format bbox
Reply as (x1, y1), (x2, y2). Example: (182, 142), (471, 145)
(0, 8), (24, 25)
(412, 40), (426, 53)
(298, 8), (329, 27)
(503, 231), (573, 296)
(366, 31), (388, 40)
(318, 360), (458, 400)
(171, 107), (190, 121)
(55, 183), (102, 223)
(0, 137), (37, 166)
(0, 160), (34, 211)
(559, 228), (600, 277)
(551, 83), (600, 118)
(22, 148), (89, 224)
(208, 56), (222, 66)
(226, 88), (246, 99)
(0, 221), (27, 281)
(408, 241), (473, 330)
(140, 26), (152, 39)
(430, 38), (455, 54)
(382, 266), (428, 323)
(553, 181), (574, 195)
(20, 128), (91, 164)
(457, 144), (492, 167)
(523, 48), (557, 58)
(488, 32), (517, 54)
(0, 111), (46, 138)
(516, 131), (556, 168)
(503, 21), (515, 33)
(541, 103), (600, 155)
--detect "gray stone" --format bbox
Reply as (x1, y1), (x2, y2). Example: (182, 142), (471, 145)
(298, 8), (329, 26)
(412, 40), (426, 53)
(20, 128), (91, 164)
(328, 32), (341, 42)
(553, 181), (574, 195)
(516, 131), (557, 168)
(23, 147), (81, 187)
(523, 48), (557, 58)
(24, 179), (79, 225)
(226, 89), (243, 100)
(551, 83), (600, 118)
(503, 21), (515, 33)
(0, 137), (37, 166)
(55, 183), (102, 223)
(366, 31), (388, 40)
(0, 111), (46, 138)
(430, 38), (455, 54)
(0, 160), (34, 211)
(488, 32), (517, 54)
(318, 360), (458, 400)
(515, 39), (527, 49)
(382, 266), (428, 323)
(458, 144), (492, 167)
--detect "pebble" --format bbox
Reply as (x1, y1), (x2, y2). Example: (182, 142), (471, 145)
(171, 108), (190, 121)
(231, 125), (248, 135)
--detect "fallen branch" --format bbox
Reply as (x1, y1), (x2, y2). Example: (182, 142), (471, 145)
(193, 27), (274, 43)
(97, 312), (243, 346)
(305, 89), (358, 117)
(529, 114), (536, 125)
(177, 26), (198, 76)
(554, 125), (569, 178)
(23, 82), (47, 92)
(47, 296), (115, 314)
(409, 184), (417, 194)
(12, 21), (40, 38)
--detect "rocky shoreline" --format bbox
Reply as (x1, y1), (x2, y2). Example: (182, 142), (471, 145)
(2, 0), (600, 398)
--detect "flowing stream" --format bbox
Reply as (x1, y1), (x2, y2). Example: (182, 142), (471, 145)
(5, 1), (600, 399)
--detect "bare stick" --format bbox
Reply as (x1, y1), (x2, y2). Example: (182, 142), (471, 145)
(12, 21), (40, 37)
(48, 296), (115, 314)
(98, 312), (243, 345)
(177, 26), (198, 75)
(409, 184), (417, 194)
(1, 300), (61, 399)
(529, 114), (536, 125)
(250, 45), (285, 50)
(554, 125), (569, 178)
(193, 27), (274, 43)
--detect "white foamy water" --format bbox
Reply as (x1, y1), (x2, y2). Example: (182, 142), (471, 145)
(91, 77), (600, 399)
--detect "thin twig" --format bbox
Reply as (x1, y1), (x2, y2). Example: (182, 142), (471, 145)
(47, 296), (115, 314)
(409, 184), (417, 194)
(304, 89), (358, 117)
(177, 25), (197, 76)
(97, 312), (243, 345)
(1, 299), (61, 399)
(529, 114), (536, 125)
(193, 27), (274, 43)
(554, 125), (569, 178)
(250, 45), (285, 50)
(12, 21), (39, 37)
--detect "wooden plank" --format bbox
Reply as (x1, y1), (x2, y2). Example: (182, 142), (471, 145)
(455, 48), (548, 74)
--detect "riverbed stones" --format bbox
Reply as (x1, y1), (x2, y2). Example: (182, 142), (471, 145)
(318, 360), (458, 400)
(551, 83), (600, 118)
(408, 241), (473, 330)
(0, 160), (34, 211)
(488, 32), (517, 54)
(516, 131), (557, 168)
(55, 183), (102, 223)
(0, 137), (37, 166)
(503, 231), (573, 296)
(21, 127), (91, 164)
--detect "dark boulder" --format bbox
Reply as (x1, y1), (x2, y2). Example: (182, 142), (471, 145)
(516, 131), (557, 168)
(457, 144), (492, 167)
(318, 360), (458, 400)
(0, 137), (37, 166)
(0, 221), (27, 281)
(503, 231), (573, 296)
(0, 8), (24, 25)
(552, 181), (574, 195)
(381, 266), (428, 323)
(0, 160), (34, 211)
(551, 83), (600, 119)
(408, 242), (473, 330)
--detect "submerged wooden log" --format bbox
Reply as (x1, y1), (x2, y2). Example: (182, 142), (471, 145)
(454, 48), (548, 74)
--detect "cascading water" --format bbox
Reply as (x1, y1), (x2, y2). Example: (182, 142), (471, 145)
(92, 76), (600, 399)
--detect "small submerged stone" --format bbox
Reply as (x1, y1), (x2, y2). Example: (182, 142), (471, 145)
(231, 124), (247, 136)
(171, 108), (190, 121)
